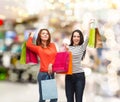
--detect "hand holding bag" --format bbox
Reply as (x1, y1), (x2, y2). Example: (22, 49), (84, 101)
(20, 41), (38, 64)
(41, 74), (58, 100)
(52, 52), (69, 73)
(88, 20), (103, 48)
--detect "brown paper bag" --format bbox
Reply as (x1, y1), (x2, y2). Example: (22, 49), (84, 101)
(95, 28), (103, 48)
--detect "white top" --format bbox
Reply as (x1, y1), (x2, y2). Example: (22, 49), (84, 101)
(69, 37), (88, 73)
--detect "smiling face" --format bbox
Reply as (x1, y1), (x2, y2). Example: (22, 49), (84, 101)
(70, 29), (84, 46)
(36, 29), (51, 46)
(72, 32), (80, 46)
(40, 30), (49, 41)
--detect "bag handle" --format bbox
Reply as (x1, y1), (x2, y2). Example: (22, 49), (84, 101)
(45, 74), (53, 80)
(90, 19), (96, 28)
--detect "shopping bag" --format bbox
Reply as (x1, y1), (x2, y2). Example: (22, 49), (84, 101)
(88, 28), (95, 48)
(52, 52), (69, 73)
(20, 42), (26, 64)
(26, 47), (38, 64)
(88, 28), (103, 48)
(95, 28), (103, 48)
(59, 52), (72, 75)
(41, 75), (58, 100)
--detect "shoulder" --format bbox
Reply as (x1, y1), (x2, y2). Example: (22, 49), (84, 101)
(50, 42), (55, 46)
(49, 43), (56, 48)
(50, 42), (59, 51)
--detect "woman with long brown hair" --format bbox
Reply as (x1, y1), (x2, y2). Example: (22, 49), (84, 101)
(26, 29), (57, 102)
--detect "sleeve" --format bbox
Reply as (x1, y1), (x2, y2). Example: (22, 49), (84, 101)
(54, 43), (59, 52)
(82, 36), (89, 51)
(26, 37), (39, 54)
(51, 43), (58, 64)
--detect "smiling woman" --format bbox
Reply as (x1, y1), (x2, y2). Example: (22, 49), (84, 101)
(73, 32), (81, 46)
(26, 29), (58, 102)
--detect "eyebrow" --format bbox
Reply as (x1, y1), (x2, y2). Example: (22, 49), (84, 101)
(73, 35), (80, 37)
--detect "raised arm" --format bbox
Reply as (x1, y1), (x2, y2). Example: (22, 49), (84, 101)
(26, 32), (38, 54)
(86, 19), (95, 38)
(82, 19), (95, 51)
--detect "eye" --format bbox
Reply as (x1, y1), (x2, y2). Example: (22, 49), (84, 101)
(73, 36), (80, 38)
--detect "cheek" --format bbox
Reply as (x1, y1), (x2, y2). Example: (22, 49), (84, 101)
(73, 37), (80, 41)
(73, 38), (76, 42)
(78, 38), (80, 41)
(46, 35), (49, 40)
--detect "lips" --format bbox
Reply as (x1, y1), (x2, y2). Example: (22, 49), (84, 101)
(74, 40), (79, 43)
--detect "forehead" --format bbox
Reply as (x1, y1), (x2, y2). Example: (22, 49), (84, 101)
(73, 32), (80, 36)
(41, 30), (48, 33)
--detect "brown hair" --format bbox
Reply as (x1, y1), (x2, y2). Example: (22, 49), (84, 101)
(36, 29), (51, 47)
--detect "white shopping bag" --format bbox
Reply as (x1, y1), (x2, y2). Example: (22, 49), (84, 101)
(41, 75), (58, 100)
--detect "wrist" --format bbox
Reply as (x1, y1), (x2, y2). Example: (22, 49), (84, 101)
(48, 63), (52, 68)
(30, 32), (34, 37)
(49, 63), (53, 67)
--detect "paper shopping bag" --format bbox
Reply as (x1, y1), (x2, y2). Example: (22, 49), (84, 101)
(88, 28), (95, 48)
(52, 52), (69, 73)
(20, 42), (26, 64)
(41, 76), (58, 100)
(95, 28), (103, 48)
(26, 47), (38, 64)
(59, 52), (72, 75)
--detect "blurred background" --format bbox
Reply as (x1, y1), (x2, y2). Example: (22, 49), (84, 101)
(0, 0), (120, 102)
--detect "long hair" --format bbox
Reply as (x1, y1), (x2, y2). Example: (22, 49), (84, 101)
(36, 29), (51, 47)
(69, 29), (86, 60)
